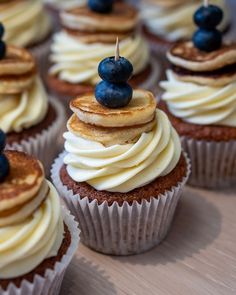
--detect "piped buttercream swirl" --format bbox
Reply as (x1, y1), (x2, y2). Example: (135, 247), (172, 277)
(64, 109), (181, 193)
(0, 181), (64, 279)
(0, 77), (48, 133)
(160, 70), (236, 126)
(1, 0), (51, 47)
(50, 32), (149, 85)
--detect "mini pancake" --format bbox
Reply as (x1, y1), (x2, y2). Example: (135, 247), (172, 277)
(171, 63), (236, 87)
(143, 0), (190, 8)
(0, 45), (36, 93)
(167, 41), (236, 72)
(67, 113), (156, 146)
(0, 151), (44, 212)
(61, 3), (138, 34)
(70, 89), (157, 128)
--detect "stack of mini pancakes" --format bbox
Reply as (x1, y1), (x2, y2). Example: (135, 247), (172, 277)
(0, 46), (36, 94)
(0, 150), (46, 227)
(67, 89), (157, 146)
(167, 41), (236, 87)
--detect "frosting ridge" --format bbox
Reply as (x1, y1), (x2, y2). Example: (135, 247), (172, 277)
(161, 70), (236, 126)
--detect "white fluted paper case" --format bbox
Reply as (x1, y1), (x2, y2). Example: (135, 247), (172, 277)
(51, 152), (190, 256)
(6, 98), (66, 176)
(181, 136), (236, 189)
(0, 207), (80, 295)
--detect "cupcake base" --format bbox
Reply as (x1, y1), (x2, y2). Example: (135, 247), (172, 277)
(0, 207), (79, 295)
(160, 101), (236, 189)
(6, 98), (66, 176)
(51, 152), (190, 256)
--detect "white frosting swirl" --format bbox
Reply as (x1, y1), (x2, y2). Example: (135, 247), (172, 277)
(44, 0), (86, 10)
(141, 0), (229, 41)
(49, 31), (149, 84)
(0, 77), (48, 133)
(0, 181), (64, 279)
(160, 70), (236, 126)
(64, 110), (181, 193)
(1, 0), (51, 47)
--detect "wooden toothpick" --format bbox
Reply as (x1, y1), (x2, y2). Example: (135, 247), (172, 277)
(204, 0), (209, 7)
(115, 37), (120, 61)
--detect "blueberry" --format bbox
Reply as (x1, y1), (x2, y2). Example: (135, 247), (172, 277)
(193, 29), (222, 52)
(0, 154), (9, 182)
(194, 5), (223, 29)
(98, 56), (133, 83)
(95, 81), (133, 108)
(0, 41), (6, 59)
(0, 23), (5, 39)
(88, 0), (113, 13)
(0, 130), (6, 153)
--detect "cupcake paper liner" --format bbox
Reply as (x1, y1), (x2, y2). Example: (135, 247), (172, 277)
(6, 97), (66, 176)
(29, 36), (52, 83)
(51, 151), (190, 256)
(0, 207), (80, 295)
(181, 136), (236, 189)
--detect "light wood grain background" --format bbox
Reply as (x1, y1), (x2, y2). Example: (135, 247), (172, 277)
(60, 186), (236, 295)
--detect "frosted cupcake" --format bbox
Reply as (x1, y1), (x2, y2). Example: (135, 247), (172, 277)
(0, 25), (65, 174)
(160, 2), (236, 188)
(47, 1), (160, 108)
(52, 45), (190, 255)
(0, 146), (79, 295)
(0, 0), (52, 76)
(140, 0), (230, 54)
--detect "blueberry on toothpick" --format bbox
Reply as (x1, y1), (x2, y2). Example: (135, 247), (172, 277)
(95, 38), (133, 108)
(96, 81), (133, 108)
(88, 0), (113, 13)
(193, 29), (222, 52)
(0, 22), (6, 59)
(0, 130), (6, 153)
(0, 129), (9, 182)
(194, 4), (223, 29)
(193, 0), (223, 52)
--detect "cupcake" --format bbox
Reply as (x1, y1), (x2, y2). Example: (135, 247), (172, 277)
(0, 141), (79, 295)
(51, 43), (190, 255)
(140, 0), (230, 55)
(0, 25), (65, 175)
(0, 0), (52, 77)
(160, 2), (236, 188)
(47, 0), (161, 109)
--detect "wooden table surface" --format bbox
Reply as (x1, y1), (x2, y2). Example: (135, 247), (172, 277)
(60, 186), (236, 295)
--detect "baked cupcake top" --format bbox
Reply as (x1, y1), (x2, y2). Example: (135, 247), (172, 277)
(63, 42), (181, 193)
(141, 0), (229, 42)
(0, 149), (64, 279)
(160, 2), (236, 127)
(0, 0), (51, 47)
(0, 24), (48, 134)
(49, 1), (149, 85)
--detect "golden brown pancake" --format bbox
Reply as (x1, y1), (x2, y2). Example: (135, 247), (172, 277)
(0, 151), (44, 212)
(167, 41), (236, 72)
(61, 3), (138, 43)
(0, 45), (36, 93)
(68, 113), (156, 146)
(70, 89), (157, 128)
